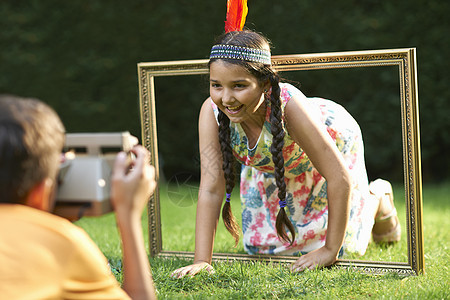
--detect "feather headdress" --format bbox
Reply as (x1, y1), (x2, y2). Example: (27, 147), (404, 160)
(224, 0), (248, 33)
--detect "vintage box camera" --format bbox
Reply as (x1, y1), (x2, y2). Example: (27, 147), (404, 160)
(53, 132), (138, 221)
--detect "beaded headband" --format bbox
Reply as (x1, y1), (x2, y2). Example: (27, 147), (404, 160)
(210, 44), (272, 65)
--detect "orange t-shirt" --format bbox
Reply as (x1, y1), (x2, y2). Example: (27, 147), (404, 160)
(0, 204), (130, 299)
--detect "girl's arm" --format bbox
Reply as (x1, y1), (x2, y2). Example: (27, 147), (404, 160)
(171, 98), (226, 278)
(284, 95), (352, 271)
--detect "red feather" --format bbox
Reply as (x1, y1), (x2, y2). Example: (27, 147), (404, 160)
(224, 0), (248, 33)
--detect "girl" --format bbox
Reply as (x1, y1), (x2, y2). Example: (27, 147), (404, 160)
(172, 30), (400, 278)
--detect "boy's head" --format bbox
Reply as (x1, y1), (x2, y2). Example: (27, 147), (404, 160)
(0, 95), (65, 205)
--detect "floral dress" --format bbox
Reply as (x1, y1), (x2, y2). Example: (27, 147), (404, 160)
(211, 83), (378, 257)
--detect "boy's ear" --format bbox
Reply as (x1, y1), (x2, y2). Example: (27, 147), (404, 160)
(26, 178), (54, 211)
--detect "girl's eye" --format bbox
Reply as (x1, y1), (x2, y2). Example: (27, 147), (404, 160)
(211, 83), (221, 88)
(234, 84), (246, 88)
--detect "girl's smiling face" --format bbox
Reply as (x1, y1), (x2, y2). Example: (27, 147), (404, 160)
(209, 60), (268, 124)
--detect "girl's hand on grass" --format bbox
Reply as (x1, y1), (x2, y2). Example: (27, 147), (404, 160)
(171, 262), (215, 278)
(289, 246), (338, 272)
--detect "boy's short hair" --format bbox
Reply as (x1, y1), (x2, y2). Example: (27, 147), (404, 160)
(0, 95), (65, 204)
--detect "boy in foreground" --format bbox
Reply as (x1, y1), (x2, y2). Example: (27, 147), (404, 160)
(0, 95), (157, 299)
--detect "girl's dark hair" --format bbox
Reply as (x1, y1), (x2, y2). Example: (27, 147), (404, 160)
(209, 30), (296, 245)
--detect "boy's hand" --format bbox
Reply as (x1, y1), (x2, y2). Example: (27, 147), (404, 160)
(110, 145), (156, 217)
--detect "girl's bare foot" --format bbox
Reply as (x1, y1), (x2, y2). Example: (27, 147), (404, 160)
(369, 179), (401, 243)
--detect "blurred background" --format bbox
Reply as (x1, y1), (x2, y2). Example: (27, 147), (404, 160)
(1, 0), (448, 184)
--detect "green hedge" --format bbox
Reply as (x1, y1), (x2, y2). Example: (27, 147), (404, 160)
(1, 0), (448, 182)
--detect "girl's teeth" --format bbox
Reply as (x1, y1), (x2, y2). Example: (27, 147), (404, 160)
(226, 104), (244, 115)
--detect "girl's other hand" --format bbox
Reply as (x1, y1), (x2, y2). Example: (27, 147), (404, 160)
(171, 262), (215, 278)
(289, 246), (338, 272)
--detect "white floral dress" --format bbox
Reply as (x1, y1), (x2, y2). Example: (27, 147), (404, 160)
(211, 83), (378, 257)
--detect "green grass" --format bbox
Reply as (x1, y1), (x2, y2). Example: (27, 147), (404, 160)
(75, 182), (450, 299)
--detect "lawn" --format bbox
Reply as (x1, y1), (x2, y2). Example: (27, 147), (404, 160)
(75, 181), (449, 299)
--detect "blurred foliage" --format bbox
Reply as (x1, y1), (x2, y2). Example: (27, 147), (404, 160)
(0, 0), (448, 182)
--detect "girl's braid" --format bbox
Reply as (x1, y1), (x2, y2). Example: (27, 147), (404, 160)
(269, 74), (296, 245)
(218, 109), (240, 245)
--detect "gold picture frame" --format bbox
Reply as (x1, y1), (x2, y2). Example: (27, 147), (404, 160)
(138, 48), (424, 276)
